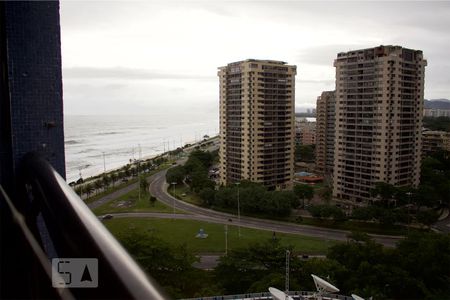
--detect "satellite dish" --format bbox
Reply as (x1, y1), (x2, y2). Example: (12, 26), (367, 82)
(352, 294), (365, 300)
(311, 274), (340, 294)
(268, 287), (293, 300)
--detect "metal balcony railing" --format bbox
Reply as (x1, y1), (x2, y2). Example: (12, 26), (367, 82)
(0, 152), (168, 299)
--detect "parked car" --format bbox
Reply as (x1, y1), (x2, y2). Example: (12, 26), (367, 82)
(102, 214), (113, 220)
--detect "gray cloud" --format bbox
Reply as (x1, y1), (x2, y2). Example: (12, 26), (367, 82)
(297, 78), (335, 85)
(297, 44), (372, 66)
(63, 67), (215, 81)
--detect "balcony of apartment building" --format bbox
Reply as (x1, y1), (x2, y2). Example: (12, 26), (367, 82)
(0, 3), (173, 298)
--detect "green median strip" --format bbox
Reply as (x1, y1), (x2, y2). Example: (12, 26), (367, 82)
(103, 217), (338, 254)
(93, 188), (181, 215)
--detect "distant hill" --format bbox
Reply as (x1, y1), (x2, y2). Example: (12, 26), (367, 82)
(424, 99), (450, 110)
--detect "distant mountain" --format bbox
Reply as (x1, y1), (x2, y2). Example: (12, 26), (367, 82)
(424, 99), (450, 110)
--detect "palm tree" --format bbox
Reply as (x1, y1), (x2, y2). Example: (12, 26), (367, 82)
(74, 186), (83, 198)
(94, 180), (103, 195)
(140, 175), (149, 194)
(118, 171), (127, 182)
(85, 183), (95, 198)
(110, 172), (118, 187)
(102, 175), (111, 190)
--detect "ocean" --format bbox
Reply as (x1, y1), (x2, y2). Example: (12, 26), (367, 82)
(64, 113), (218, 183)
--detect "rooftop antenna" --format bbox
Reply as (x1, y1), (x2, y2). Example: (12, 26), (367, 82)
(268, 287), (293, 300)
(352, 294), (365, 300)
(311, 274), (339, 299)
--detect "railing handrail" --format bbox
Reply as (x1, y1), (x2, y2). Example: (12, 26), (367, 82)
(17, 152), (168, 299)
(181, 290), (354, 300)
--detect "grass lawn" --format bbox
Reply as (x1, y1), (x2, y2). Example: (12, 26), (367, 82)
(169, 184), (203, 205)
(93, 189), (177, 215)
(83, 162), (172, 204)
(293, 216), (422, 236)
(84, 178), (138, 204)
(103, 217), (338, 254)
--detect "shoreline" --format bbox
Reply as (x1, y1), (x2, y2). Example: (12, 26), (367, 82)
(68, 135), (218, 185)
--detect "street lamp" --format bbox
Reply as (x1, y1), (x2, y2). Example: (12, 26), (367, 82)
(102, 152), (106, 174)
(138, 144), (142, 202)
(406, 191), (412, 232)
(171, 182), (177, 217)
(285, 250), (290, 295)
(235, 182), (241, 238)
(224, 224), (228, 255)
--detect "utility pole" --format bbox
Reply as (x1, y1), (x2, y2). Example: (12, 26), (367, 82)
(225, 224), (228, 255)
(138, 144), (142, 202)
(406, 191), (412, 233)
(102, 152), (106, 174)
(79, 168), (83, 198)
(285, 250), (290, 298)
(171, 182), (177, 218)
(235, 182), (241, 238)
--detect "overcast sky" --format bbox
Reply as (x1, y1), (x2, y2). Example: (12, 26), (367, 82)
(60, 0), (450, 115)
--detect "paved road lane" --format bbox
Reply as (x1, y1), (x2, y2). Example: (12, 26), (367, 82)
(149, 171), (403, 247)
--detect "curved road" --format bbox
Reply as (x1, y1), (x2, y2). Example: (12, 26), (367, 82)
(149, 169), (402, 247)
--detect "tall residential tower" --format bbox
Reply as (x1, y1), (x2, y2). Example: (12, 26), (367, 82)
(218, 59), (296, 190)
(333, 46), (426, 204)
(315, 91), (336, 178)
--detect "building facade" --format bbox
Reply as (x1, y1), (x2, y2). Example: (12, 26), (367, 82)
(296, 119), (316, 145)
(0, 1), (66, 196)
(315, 91), (336, 177)
(218, 59), (296, 190)
(423, 108), (450, 118)
(422, 130), (450, 157)
(333, 46), (426, 204)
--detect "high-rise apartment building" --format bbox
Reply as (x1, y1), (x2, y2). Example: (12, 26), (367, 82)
(315, 91), (336, 177)
(333, 46), (426, 204)
(422, 130), (450, 157)
(296, 119), (316, 145)
(218, 59), (296, 190)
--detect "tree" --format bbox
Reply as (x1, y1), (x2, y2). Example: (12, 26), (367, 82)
(214, 239), (299, 294)
(295, 144), (315, 162)
(423, 116), (450, 132)
(110, 172), (118, 187)
(94, 180), (103, 195)
(308, 204), (346, 221)
(396, 232), (450, 297)
(416, 209), (439, 227)
(102, 175), (111, 190)
(140, 175), (149, 194)
(149, 195), (157, 207)
(198, 187), (215, 206)
(85, 183), (95, 198)
(74, 186), (83, 198)
(166, 165), (186, 184)
(117, 230), (199, 298)
(190, 169), (214, 193)
(371, 182), (397, 207)
(351, 206), (377, 221)
(293, 184), (314, 208)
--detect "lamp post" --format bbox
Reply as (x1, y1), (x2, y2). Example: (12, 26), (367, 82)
(138, 144), (142, 202)
(78, 168), (83, 199)
(224, 224), (228, 255)
(406, 191), (412, 232)
(235, 182), (241, 238)
(285, 250), (290, 296)
(171, 182), (177, 218)
(102, 152), (106, 173)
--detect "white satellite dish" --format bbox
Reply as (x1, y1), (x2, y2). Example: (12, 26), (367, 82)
(352, 294), (365, 300)
(311, 274), (340, 294)
(268, 287), (294, 300)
